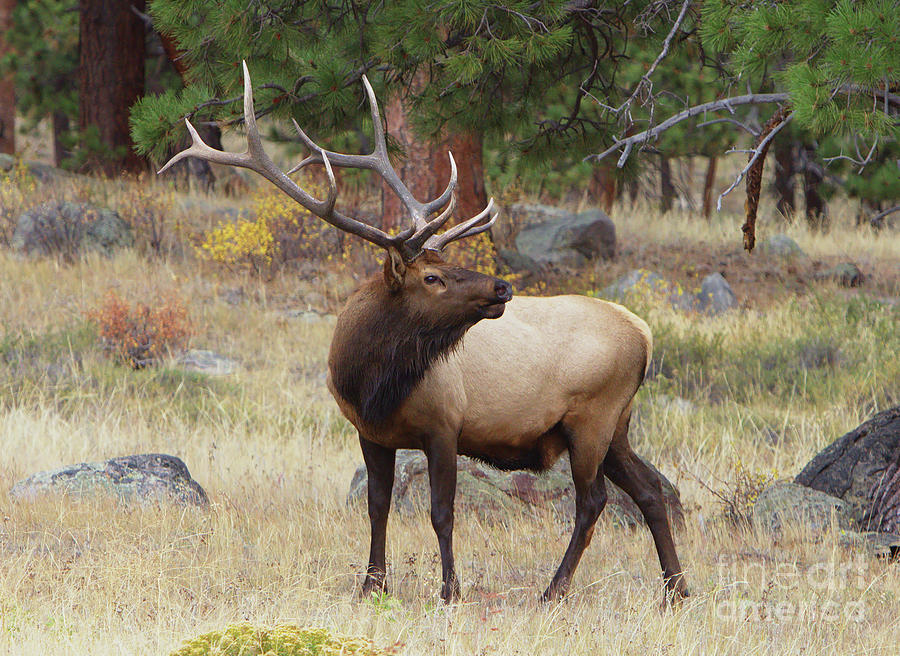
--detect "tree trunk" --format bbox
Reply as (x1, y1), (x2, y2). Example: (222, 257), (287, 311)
(382, 80), (487, 234)
(78, 0), (146, 175)
(773, 138), (795, 219)
(659, 155), (675, 213)
(434, 129), (487, 224)
(51, 111), (70, 166)
(381, 89), (437, 232)
(0, 0), (15, 155)
(801, 143), (827, 230)
(701, 156), (717, 220)
(589, 163), (617, 213)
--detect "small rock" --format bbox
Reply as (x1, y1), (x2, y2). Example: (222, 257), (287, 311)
(815, 262), (864, 288)
(654, 394), (696, 414)
(177, 349), (237, 375)
(758, 234), (805, 258)
(284, 309), (328, 323)
(602, 269), (670, 300)
(347, 450), (683, 528)
(0, 153), (71, 183)
(10, 454), (208, 506)
(697, 273), (738, 315)
(603, 269), (738, 315)
(838, 530), (900, 560)
(751, 481), (853, 535)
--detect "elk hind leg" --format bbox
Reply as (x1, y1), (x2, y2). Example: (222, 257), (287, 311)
(603, 410), (689, 604)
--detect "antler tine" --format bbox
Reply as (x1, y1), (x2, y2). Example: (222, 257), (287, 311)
(423, 198), (498, 252)
(422, 151), (458, 216)
(158, 61), (397, 251)
(361, 75), (389, 157)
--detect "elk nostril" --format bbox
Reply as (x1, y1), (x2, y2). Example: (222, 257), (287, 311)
(495, 281), (512, 301)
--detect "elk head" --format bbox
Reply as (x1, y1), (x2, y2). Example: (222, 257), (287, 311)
(159, 61), (512, 317)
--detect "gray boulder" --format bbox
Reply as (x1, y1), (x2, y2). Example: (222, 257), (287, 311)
(758, 233), (805, 258)
(602, 269), (669, 300)
(10, 454), (208, 506)
(348, 450), (683, 528)
(12, 201), (133, 257)
(751, 481), (853, 535)
(795, 405), (900, 533)
(511, 205), (616, 268)
(603, 269), (737, 315)
(496, 248), (541, 275)
(697, 273), (739, 314)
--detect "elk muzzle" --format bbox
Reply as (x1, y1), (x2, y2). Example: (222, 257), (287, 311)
(479, 278), (513, 319)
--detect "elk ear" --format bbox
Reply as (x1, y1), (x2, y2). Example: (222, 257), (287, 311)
(383, 247), (407, 291)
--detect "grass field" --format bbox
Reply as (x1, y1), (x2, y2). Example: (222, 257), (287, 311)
(1, 173), (899, 654)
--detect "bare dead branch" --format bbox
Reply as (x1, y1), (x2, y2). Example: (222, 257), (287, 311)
(741, 107), (791, 252)
(616, 0), (692, 116)
(870, 204), (900, 229)
(696, 117), (760, 136)
(717, 112), (793, 213)
(587, 93), (790, 167)
(823, 135), (879, 173)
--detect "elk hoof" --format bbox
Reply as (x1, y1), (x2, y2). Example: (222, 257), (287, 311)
(359, 574), (389, 599)
(661, 581), (690, 610)
(539, 583), (567, 604)
(440, 576), (461, 603)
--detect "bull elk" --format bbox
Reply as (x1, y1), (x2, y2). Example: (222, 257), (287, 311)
(160, 62), (689, 605)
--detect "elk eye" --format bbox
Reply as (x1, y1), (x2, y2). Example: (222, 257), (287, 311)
(424, 275), (440, 285)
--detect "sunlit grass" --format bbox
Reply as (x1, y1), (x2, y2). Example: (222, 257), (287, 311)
(0, 183), (898, 654)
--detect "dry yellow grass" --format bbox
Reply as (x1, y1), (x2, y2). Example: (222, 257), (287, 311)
(0, 196), (898, 655)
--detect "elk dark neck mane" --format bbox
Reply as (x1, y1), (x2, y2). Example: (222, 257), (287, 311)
(328, 278), (474, 426)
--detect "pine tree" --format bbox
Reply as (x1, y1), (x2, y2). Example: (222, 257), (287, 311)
(131, 1), (677, 226)
(0, 0), (15, 155)
(701, 0), (899, 228)
(0, 0), (78, 164)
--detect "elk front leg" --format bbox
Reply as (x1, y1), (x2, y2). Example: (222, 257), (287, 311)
(359, 434), (396, 597)
(425, 439), (461, 602)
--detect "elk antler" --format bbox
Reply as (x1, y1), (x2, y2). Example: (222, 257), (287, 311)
(159, 61), (498, 261)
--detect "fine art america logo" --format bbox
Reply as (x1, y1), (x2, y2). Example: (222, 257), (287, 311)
(713, 554), (870, 623)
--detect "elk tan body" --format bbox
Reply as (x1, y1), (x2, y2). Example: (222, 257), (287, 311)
(161, 61), (688, 606)
(330, 294), (650, 465)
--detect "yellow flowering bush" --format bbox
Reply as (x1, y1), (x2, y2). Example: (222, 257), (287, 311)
(197, 178), (344, 274)
(0, 158), (37, 247)
(169, 624), (389, 656)
(197, 215), (276, 273)
(443, 231), (501, 276)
